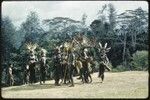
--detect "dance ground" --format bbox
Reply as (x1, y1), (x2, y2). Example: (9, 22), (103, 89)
(1, 71), (148, 99)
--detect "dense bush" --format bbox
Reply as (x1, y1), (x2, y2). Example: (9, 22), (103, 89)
(130, 50), (148, 71)
(112, 65), (128, 72)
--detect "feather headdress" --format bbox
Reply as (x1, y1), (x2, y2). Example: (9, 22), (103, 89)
(41, 48), (47, 54)
(98, 42), (111, 53)
(26, 43), (38, 52)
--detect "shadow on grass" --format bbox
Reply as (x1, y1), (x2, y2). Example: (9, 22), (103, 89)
(4, 81), (102, 91)
(5, 83), (60, 91)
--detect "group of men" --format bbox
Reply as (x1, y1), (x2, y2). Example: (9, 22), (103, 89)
(53, 46), (93, 87)
(22, 43), (48, 85)
(52, 41), (111, 87)
(6, 39), (111, 87)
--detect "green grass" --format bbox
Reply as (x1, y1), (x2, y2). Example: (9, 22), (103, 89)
(1, 71), (148, 99)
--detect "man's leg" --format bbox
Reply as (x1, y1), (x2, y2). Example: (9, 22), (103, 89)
(11, 76), (14, 86)
(43, 71), (46, 83)
(101, 74), (104, 82)
(77, 69), (82, 79)
(55, 66), (61, 86)
(86, 72), (92, 83)
(54, 72), (59, 85)
(84, 67), (89, 83)
(69, 65), (74, 87)
(33, 70), (36, 83)
(99, 64), (105, 83)
(80, 68), (84, 83)
(29, 71), (32, 84)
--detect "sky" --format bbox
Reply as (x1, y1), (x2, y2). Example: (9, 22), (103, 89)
(2, 1), (148, 28)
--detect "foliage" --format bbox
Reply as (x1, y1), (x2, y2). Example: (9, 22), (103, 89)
(21, 11), (44, 44)
(130, 50), (148, 71)
(112, 65), (128, 72)
(117, 7), (148, 52)
(81, 13), (87, 26)
(108, 3), (117, 31)
(1, 16), (16, 63)
(112, 51), (148, 72)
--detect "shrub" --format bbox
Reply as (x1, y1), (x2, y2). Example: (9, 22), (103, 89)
(112, 64), (128, 72)
(130, 50), (148, 71)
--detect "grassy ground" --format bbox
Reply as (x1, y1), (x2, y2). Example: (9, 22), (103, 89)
(1, 71), (149, 99)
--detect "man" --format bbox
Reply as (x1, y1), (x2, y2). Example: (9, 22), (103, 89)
(23, 64), (30, 84)
(39, 49), (47, 84)
(8, 64), (14, 86)
(28, 51), (37, 84)
(75, 57), (84, 83)
(81, 48), (92, 83)
(67, 50), (75, 87)
(53, 47), (61, 86)
(26, 43), (38, 84)
(61, 53), (70, 84)
(98, 55), (110, 83)
(62, 40), (76, 86)
(98, 42), (111, 83)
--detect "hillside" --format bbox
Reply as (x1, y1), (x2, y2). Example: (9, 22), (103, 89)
(1, 71), (148, 99)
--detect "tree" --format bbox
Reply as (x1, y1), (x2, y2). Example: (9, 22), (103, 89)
(81, 13), (87, 26)
(81, 13), (88, 36)
(97, 4), (107, 23)
(117, 7), (148, 52)
(1, 16), (16, 64)
(42, 17), (84, 43)
(108, 3), (117, 32)
(1, 16), (22, 86)
(21, 11), (44, 44)
(116, 7), (148, 68)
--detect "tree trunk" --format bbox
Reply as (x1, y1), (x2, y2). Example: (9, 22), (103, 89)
(123, 32), (127, 67)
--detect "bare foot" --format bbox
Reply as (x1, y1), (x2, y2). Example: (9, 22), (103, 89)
(69, 84), (74, 87)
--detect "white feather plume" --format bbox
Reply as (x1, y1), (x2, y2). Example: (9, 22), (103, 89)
(104, 43), (108, 49)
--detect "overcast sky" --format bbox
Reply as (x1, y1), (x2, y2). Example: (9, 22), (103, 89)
(2, 1), (148, 28)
